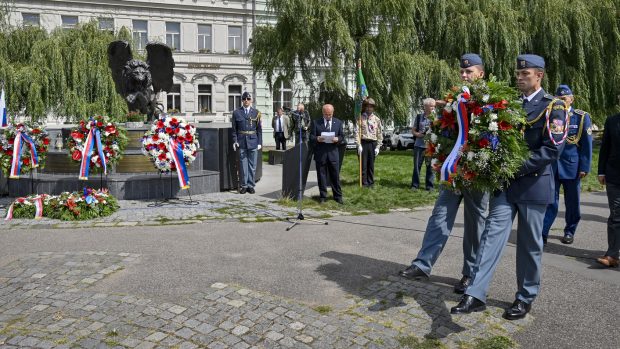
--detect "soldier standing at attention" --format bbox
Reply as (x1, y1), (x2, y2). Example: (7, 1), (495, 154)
(399, 54), (489, 295)
(355, 98), (383, 188)
(542, 85), (592, 245)
(231, 91), (262, 194)
(451, 54), (568, 320)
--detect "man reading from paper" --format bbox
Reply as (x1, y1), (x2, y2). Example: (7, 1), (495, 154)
(310, 104), (345, 204)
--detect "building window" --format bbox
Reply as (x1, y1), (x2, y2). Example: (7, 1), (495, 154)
(61, 15), (78, 30)
(22, 13), (40, 27)
(273, 79), (293, 113)
(132, 20), (148, 50)
(166, 22), (180, 51)
(228, 26), (242, 54)
(197, 24), (212, 53)
(197, 85), (212, 113)
(228, 85), (242, 111)
(167, 84), (181, 113)
(98, 18), (114, 32)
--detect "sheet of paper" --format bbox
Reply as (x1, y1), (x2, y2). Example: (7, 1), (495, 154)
(321, 131), (335, 143)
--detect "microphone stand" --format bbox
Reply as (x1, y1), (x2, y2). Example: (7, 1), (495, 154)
(286, 111), (328, 231)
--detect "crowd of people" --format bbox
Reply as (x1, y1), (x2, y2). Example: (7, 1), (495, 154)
(230, 53), (620, 320)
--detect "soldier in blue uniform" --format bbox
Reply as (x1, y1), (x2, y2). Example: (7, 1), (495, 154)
(542, 85), (592, 245)
(451, 54), (568, 320)
(399, 53), (489, 295)
(231, 91), (262, 194)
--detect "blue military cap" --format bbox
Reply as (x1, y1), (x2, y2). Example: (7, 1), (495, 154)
(241, 91), (252, 100)
(460, 53), (483, 68)
(517, 54), (545, 69)
(555, 84), (573, 96)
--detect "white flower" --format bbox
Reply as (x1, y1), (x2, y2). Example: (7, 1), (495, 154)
(436, 144), (441, 151)
(474, 118), (481, 124)
(177, 128), (187, 137)
(490, 113), (498, 121)
(164, 119), (171, 127)
(112, 144), (119, 151)
(488, 121), (498, 132)
(430, 133), (438, 143)
(467, 151), (475, 161)
(482, 94), (490, 102)
(444, 104), (452, 113)
(91, 155), (99, 163)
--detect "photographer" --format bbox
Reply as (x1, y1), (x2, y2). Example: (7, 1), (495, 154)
(289, 103), (311, 144)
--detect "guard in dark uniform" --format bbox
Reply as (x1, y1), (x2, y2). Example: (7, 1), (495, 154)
(231, 92), (262, 194)
(451, 54), (568, 320)
(542, 85), (592, 245)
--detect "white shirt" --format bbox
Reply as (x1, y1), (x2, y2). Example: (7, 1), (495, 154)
(323, 118), (332, 131)
(244, 107), (251, 115)
(275, 116), (282, 132)
(523, 87), (543, 102)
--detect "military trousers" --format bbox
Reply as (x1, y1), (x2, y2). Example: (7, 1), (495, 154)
(542, 177), (581, 238)
(605, 183), (620, 259)
(465, 191), (546, 304)
(239, 148), (257, 189)
(411, 188), (489, 277)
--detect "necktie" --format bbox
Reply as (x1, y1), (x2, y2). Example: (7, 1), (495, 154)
(278, 117), (282, 132)
(245, 108), (249, 116)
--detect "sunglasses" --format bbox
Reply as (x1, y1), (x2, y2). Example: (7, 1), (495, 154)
(242, 97), (252, 101)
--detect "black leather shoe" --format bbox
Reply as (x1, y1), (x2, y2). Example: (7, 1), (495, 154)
(451, 295), (486, 314)
(319, 198), (326, 204)
(335, 198), (344, 205)
(561, 234), (574, 244)
(398, 265), (429, 280)
(454, 276), (471, 294)
(239, 187), (247, 194)
(502, 299), (531, 320)
(247, 187), (255, 194)
(543, 236), (548, 245)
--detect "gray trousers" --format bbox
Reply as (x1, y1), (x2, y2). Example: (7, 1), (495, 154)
(605, 183), (620, 259)
(239, 148), (257, 189)
(412, 188), (489, 277)
(465, 191), (546, 304)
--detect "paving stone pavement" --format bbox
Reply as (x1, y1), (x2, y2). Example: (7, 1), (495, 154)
(0, 252), (529, 348)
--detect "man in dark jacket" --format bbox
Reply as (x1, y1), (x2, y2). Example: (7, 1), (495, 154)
(597, 113), (620, 267)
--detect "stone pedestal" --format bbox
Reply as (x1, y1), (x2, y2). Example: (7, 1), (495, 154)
(268, 150), (285, 165)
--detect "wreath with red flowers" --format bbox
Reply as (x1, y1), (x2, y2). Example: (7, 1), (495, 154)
(0, 123), (50, 177)
(142, 115), (199, 172)
(66, 116), (128, 173)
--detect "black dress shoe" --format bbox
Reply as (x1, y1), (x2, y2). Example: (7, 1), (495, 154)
(561, 234), (574, 244)
(335, 198), (344, 205)
(543, 236), (548, 245)
(450, 295), (486, 314)
(398, 265), (429, 280)
(319, 198), (326, 204)
(503, 299), (531, 320)
(454, 276), (471, 294)
(247, 187), (255, 194)
(239, 187), (247, 194)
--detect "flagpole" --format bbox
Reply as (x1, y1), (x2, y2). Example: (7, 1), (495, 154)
(357, 59), (363, 188)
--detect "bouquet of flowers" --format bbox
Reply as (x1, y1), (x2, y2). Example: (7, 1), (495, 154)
(5, 188), (119, 221)
(141, 115), (199, 173)
(426, 76), (530, 192)
(67, 116), (127, 177)
(0, 123), (50, 178)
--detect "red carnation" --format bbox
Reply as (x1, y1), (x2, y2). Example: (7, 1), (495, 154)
(498, 120), (513, 131)
(96, 121), (103, 128)
(105, 125), (116, 134)
(32, 128), (41, 134)
(71, 131), (84, 140)
(171, 118), (178, 125)
(478, 138), (490, 148)
(185, 135), (193, 143)
(8, 137), (14, 143)
(185, 125), (191, 131)
(43, 137), (50, 145)
(177, 136), (185, 143)
(170, 163), (176, 170)
(158, 143), (167, 150)
(6, 149), (12, 156)
(493, 100), (508, 110)
(23, 158), (30, 166)
(165, 127), (173, 134)
(152, 134), (159, 141)
(174, 127), (181, 134)
(158, 153), (167, 161)
(472, 106), (483, 116)
(72, 150), (81, 161)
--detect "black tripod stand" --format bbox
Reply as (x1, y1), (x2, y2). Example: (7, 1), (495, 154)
(148, 171), (199, 207)
(286, 113), (327, 231)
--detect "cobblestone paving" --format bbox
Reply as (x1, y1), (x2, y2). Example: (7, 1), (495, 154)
(0, 252), (530, 348)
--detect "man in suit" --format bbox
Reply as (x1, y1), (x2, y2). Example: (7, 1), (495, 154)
(231, 91), (262, 194)
(310, 104), (345, 204)
(272, 106), (290, 150)
(399, 53), (489, 295)
(290, 103), (311, 144)
(597, 113), (620, 268)
(451, 54), (568, 320)
(542, 85), (592, 245)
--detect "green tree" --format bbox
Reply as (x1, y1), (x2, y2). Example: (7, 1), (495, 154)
(251, 0), (620, 125)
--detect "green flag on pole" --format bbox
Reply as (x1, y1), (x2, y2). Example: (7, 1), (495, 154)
(354, 59), (368, 118)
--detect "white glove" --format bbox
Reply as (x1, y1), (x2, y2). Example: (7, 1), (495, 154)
(357, 145), (363, 155)
(233, 142), (239, 151)
(257, 144), (262, 150)
(374, 148), (380, 156)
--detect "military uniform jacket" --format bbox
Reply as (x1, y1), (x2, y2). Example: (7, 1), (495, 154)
(231, 106), (262, 150)
(556, 108), (592, 179)
(506, 89), (567, 205)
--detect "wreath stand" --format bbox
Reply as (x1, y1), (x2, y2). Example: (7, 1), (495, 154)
(147, 171), (199, 207)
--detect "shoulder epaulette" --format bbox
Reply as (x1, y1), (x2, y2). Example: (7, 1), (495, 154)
(543, 93), (554, 100)
(573, 109), (586, 116)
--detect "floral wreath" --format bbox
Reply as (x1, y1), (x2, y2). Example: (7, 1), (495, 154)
(142, 114), (199, 173)
(426, 76), (530, 192)
(0, 123), (50, 178)
(67, 115), (127, 176)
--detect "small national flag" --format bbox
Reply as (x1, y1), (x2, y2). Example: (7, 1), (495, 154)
(0, 88), (7, 128)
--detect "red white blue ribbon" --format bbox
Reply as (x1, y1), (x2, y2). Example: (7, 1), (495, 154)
(79, 123), (107, 180)
(0, 88), (7, 128)
(4, 195), (44, 221)
(9, 131), (39, 179)
(168, 138), (190, 189)
(440, 88), (470, 182)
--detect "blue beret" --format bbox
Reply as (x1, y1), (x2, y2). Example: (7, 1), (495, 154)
(517, 54), (545, 69)
(460, 53), (483, 68)
(241, 91), (252, 99)
(555, 84), (573, 96)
